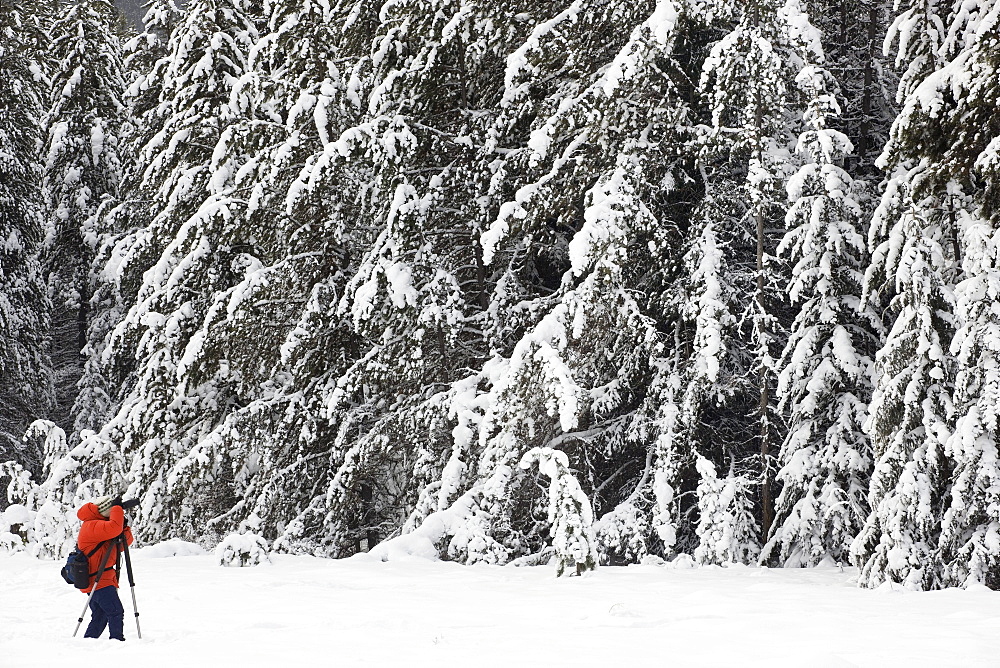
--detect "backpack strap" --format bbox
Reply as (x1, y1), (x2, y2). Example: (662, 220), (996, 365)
(82, 540), (107, 559)
(78, 539), (114, 580)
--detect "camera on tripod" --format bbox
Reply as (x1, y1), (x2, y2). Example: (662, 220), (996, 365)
(112, 496), (141, 510)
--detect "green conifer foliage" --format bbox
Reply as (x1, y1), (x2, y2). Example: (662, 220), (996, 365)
(43, 0), (126, 439)
(90, 0), (260, 541)
(767, 62), (881, 567)
(932, 2), (1000, 589)
(430, 0), (697, 565)
(689, 0), (819, 559)
(850, 0), (987, 591)
(162, 0), (373, 549)
(0, 2), (54, 470)
(22, 0), (999, 589)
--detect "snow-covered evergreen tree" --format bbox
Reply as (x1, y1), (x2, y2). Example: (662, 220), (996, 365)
(0, 2), (54, 471)
(676, 201), (752, 553)
(267, 0), (489, 555)
(646, 366), (689, 556)
(0, 420), (103, 557)
(807, 0), (895, 172)
(520, 447), (598, 576)
(73, 0), (183, 439)
(122, 0), (183, 123)
(89, 0), (260, 540)
(930, 1), (1000, 589)
(153, 0), (372, 548)
(430, 0), (697, 566)
(850, 218), (954, 586)
(850, 0), (972, 591)
(885, 0), (947, 101)
(850, 259), (953, 590)
(216, 528), (270, 566)
(693, 455), (760, 565)
(42, 0), (125, 438)
(765, 59), (881, 567)
(690, 0), (822, 556)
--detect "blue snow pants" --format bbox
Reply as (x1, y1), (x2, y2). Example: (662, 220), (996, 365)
(84, 585), (125, 640)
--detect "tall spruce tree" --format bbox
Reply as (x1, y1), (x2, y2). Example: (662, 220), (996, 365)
(689, 0), (822, 559)
(74, 0), (184, 438)
(431, 0), (696, 566)
(150, 0), (373, 548)
(298, 0), (507, 556)
(42, 0), (126, 439)
(765, 60), (881, 567)
(850, 0), (959, 589)
(932, 0), (1000, 589)
(89, 0), (259, 540)
(0, 1), (54, 473)
(807, 0), (895, 172)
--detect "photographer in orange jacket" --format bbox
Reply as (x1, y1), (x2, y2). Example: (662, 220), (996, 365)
(76, 496), (134, 641)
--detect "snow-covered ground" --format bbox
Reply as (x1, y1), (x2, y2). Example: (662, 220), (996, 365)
(2, 545), (998, 667)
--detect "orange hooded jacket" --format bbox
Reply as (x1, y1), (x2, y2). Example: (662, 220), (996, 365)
(76, 503), (134, 593)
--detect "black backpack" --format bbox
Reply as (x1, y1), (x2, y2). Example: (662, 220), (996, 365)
(60, 541), (111, 590)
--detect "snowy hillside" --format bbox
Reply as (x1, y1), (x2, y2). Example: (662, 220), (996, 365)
(3, 548), (998, 667)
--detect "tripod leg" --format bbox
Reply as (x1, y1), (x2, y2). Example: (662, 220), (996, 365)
(127, 586), (142, 639)
(72, 593), (97, 639)
(120, 535), (141, 639)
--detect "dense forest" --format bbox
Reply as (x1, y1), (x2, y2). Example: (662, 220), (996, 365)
(1, 0), (997, 588)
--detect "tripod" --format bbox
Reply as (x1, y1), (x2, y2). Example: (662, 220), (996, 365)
(72, 527), (142, 639)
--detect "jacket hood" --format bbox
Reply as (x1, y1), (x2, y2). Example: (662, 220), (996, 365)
(77, 503), (105, 522)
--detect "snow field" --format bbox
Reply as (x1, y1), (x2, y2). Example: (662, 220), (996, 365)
(2, 546), (999, 667)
